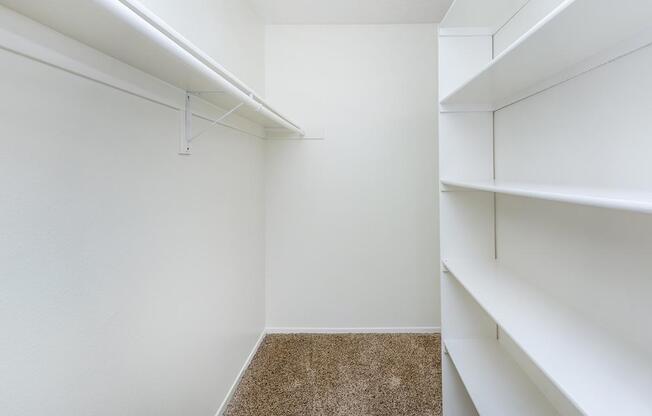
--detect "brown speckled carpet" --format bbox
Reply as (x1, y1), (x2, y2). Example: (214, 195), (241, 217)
(223, 333), (442, 416)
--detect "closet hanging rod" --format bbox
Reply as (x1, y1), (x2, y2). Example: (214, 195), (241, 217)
(107, 0), (304, 136)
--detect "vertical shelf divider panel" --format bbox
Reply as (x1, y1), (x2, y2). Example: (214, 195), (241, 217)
(438, 26), (495, 416)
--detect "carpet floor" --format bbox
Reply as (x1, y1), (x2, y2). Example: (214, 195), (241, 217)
(223, 333), (442, 416)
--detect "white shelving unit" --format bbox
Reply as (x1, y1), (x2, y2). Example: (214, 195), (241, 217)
(445, 338), (557, 416)
(0, 0), (305, 153)
(439, 0), (652, 415)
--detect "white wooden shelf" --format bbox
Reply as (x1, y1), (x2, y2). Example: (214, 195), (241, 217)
(440, 0), (652, 110)
(445, 338), (558, 416)
(0, 0), (304, 136)
(443, 258), (652, 416)
(441, 179), (652, 214)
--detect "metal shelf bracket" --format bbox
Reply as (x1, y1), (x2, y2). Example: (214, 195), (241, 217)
(179, 92), (244, 155)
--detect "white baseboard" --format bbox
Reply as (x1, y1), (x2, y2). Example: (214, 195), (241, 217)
(215, 330), (266, 416)
(265, 326), (441, 334)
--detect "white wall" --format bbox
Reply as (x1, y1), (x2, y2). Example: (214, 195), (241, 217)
(0, 2), (267, 415)
(264, 24), (440, 330)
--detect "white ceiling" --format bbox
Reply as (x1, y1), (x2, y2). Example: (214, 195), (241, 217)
(249, 0), (455, 24)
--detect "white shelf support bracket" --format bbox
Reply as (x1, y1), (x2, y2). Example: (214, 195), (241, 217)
(179, 93), (192, 155)
(179, 93), (244, 155)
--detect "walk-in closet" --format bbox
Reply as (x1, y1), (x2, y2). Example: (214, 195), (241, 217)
(2, 1), (651, 415)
